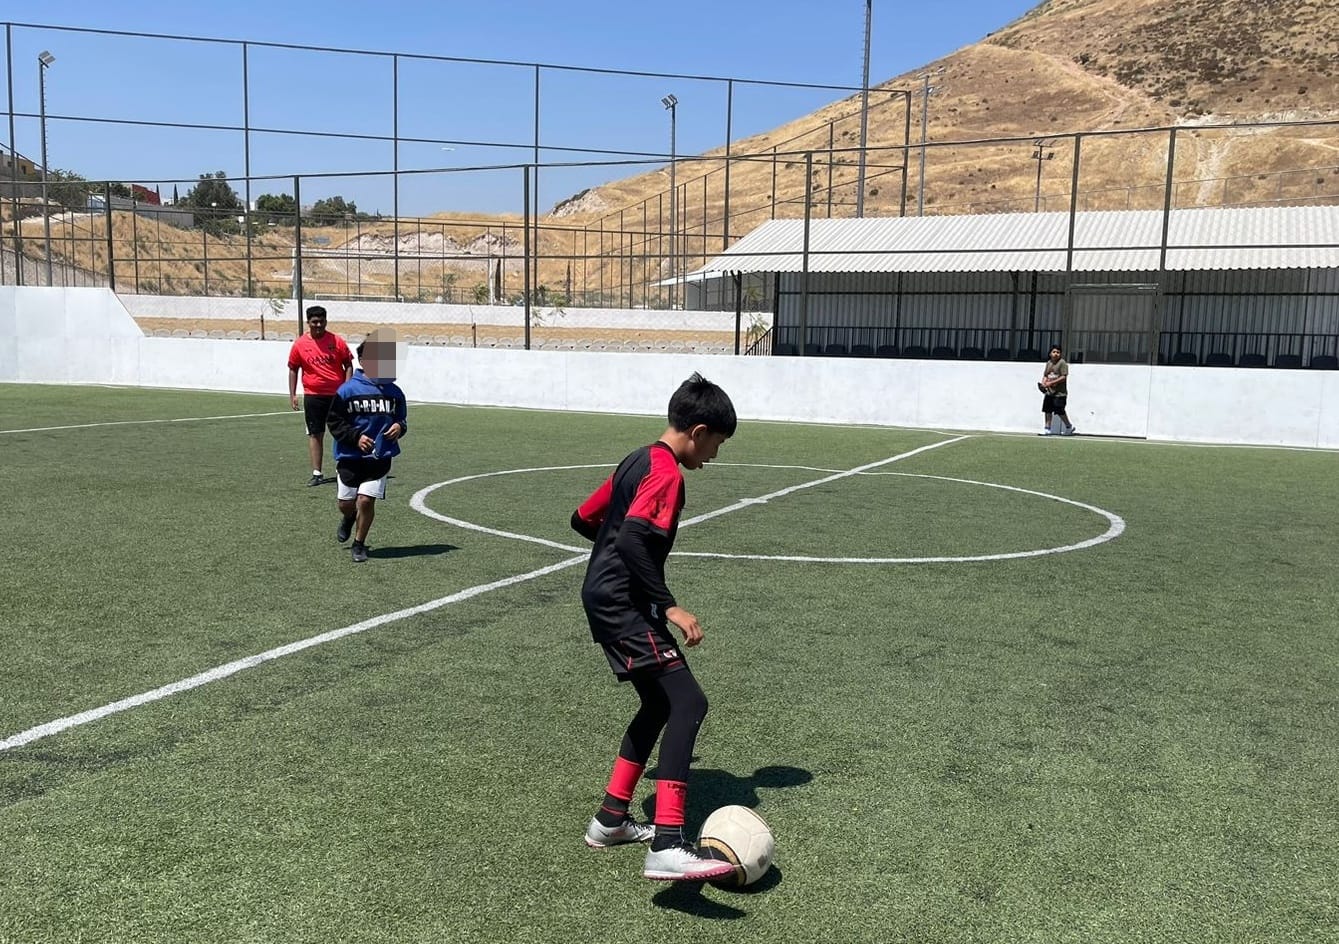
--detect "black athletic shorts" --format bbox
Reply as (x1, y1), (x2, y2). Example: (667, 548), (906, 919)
(601, 625), (687, 681)
(1042, 393), (1068, 414)
(303, 395), (335, 436)
(336, 457), (393, 488)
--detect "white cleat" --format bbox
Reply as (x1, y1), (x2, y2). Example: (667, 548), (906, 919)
(584, 816), (655, 849)
(642, 842), (738, 882)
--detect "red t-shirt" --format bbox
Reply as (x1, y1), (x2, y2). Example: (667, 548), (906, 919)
(287, 332), (353, 396)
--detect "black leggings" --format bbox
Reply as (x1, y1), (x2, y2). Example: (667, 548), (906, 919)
(619, 669), (708, 783)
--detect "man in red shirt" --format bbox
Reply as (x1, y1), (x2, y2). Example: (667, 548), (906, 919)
(287, 306), (354, 486)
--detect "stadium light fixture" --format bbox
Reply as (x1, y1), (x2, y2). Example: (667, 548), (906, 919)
(38, 51), (56, 285)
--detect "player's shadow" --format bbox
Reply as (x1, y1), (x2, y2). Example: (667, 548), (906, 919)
(642, 763), (810, 915)
(641, 763), (814, 822)
(651, 860), (786, 915)
(369, 542), (459, 559)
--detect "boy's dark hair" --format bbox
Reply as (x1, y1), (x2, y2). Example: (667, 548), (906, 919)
(1050, 344), (1063, 354)
(355, 340), (364, 359)
(306, 305), (327, 321)
(668, 372), (736, 436)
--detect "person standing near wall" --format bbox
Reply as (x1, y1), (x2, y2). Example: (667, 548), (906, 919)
(287, 306), (354, 486)
(1039, 344), (1077, 436)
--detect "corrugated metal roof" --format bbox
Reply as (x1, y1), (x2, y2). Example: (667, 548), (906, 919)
(695, 205), (1339, 275)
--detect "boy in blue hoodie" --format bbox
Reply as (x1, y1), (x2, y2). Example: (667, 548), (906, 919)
(326, 328), (408, 563)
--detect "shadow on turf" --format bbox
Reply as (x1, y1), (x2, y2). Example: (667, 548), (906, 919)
(651, 863), (784, 916)
(642, 763), (814, 821)
(368, 542), (459, 559)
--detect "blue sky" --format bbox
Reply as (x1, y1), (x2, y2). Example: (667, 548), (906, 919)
(6, 1), (1040, 215)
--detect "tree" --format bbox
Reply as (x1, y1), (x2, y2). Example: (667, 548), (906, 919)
(307, 195), (358, 225)
(46, 169), (91, 211)
(106, 182), (133, 199)
(182, 171), (243, 234)
(255, 192), (296, 224)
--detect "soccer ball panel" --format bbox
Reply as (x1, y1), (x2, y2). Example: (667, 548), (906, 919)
(698, 805), (775, 886)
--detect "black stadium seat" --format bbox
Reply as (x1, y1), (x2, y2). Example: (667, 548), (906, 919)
(1310, 354), (1338, 370)
(1105, 351), (1134, 363)
(930, 345), (956, 359)
(824, 343), (848, 357)
(1274, 353), (1303, 369)
(851, 344), (874, 356)
(902, 345), (929, 359)
(876, 344), (899, 357)
(1170, 351), (1198, 366)
(773, 343), (797, 356)
(1238, 353), (1266, 368)
(960, 346), (985, 359)
(986, 347), (1011, 361)
(1016, 348), (1042, 362)
(1204, 352), (1234, 367)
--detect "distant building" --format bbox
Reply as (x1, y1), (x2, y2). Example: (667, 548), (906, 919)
(1, 149), (39, 178)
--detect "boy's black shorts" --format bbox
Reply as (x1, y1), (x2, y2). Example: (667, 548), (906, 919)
(601, 625), (687, 681)
(1042, 393), (1068, 414)
(336, 456), (393, 488)
(303, 395), (335, 436)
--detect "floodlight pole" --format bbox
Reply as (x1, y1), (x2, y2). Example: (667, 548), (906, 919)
(38, 50), (55, 286)
(856, 0), (872, 217)
(662, 94), (678, 309)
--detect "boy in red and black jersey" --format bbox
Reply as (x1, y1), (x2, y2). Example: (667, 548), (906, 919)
(571, 372), (738, 882)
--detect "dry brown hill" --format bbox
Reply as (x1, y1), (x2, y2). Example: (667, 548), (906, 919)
(555, 0), (1339, 292)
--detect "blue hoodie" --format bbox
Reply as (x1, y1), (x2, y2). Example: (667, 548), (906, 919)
(327, 370), (408, 461)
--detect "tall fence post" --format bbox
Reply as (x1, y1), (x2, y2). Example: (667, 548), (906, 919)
(523, 165), (532, 351)
(799, 152), (813, 354)
(733, 272), (743, 355)
(293, 174), (304, 333)
(104, 181), (115, 291)
(1062, 135), (1083, 352)
(1154, 127), (1179, 365)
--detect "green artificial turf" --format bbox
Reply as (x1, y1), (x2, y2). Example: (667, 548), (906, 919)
(1, 383), (1335, 943)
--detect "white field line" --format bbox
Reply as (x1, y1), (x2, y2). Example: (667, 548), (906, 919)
(0, 557), (585, 752)
(1, 437), (967, 753)
(0, 411), (291, 435)
(675, 472), (1126, 563)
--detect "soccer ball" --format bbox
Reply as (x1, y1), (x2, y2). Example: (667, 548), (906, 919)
(697, 805), (775, 886)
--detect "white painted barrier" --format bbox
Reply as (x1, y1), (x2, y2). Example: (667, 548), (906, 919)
(3, 287), (1336, 448)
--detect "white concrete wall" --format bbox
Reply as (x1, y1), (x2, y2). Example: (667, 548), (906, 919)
(4, 287), (1337, 448)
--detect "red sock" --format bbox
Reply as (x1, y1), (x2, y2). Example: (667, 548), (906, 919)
(653, 779), (688, 827)
(605, 757), (644, 802)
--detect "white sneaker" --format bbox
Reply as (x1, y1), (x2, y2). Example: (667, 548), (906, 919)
(1061, 426), (1077, 436)
(642, 842), (737, 882)
(584, 816), (655, 848)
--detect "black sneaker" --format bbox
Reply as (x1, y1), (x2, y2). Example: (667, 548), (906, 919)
(307, 473), (324, 487)
(351, 542), (369, 563)
(336, 514), (356, 544)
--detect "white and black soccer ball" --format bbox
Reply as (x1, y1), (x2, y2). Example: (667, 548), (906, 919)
(697, 805), (775, 886)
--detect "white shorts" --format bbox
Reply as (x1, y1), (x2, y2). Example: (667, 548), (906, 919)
(337, 476), (387, 501)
